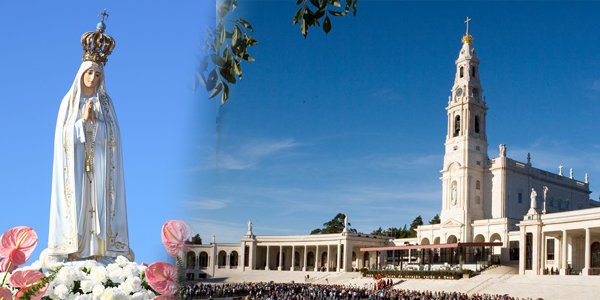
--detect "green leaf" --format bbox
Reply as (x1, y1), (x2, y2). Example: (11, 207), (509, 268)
(221, 83), (229, 104)
(238, 18), (254, 31)
(301, 18), (308, 38)
(314, 8), (325, 19)
(328, 10), (346, 17)
(332, 0), (341, 7)
(232, 25), (242, 47)
(206, 69), (218, 90)
(323, 16), (331, 33)
(233, 0), (238, 10)
(293, 7), (303, 24)
(243, 53), (255, 62)
(233, 60), (242, 79)
(310, 0), (320, 8)
(211, 54), (226, 69)
(353, 0), (358, 15)
(209, 82), (223, 99)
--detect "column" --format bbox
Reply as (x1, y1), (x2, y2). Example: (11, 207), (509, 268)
(583, 228), (591, 276)
(315, 245), (320, 272)
(241, 243), (246, 272)
(540, 232), (546, 274)
(278, 245), (283, 271)
(337, 240), (342, 272)
(291, 245), (296, 271)
(265, 245), (270, 270)
(327, 244), (331, 272)
(226, 251), (230, 269)
(561, 230), (568, 275)
(303, 245), (308, 271)
(344, 241), (353, 272)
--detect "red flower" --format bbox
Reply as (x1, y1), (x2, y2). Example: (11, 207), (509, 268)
(0, 287), (12, 300)
(160, 220), (191, 258)
(0, 227), (37, 267)
(9, 269), (47, 300)
(145, 262), (178, 296)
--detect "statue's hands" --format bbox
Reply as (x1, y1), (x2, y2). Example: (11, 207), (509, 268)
(83, 100), (96, 122)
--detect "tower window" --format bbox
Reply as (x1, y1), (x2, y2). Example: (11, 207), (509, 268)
(453, 115), (461, 137)
(475, 196), (481, 205)
(476, 180), (481, 190)
(472, 66), (476, 77)
(460, 67), (464, 78)
(475, 116), (480, 133)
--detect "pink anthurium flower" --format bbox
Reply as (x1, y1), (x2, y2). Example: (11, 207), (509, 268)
(9, 269), (47, 300)
(145, 262), (178, 296)
(0, 226), (37, 267)
(0, 287), (12, 300)
(161, 220), (191, 257)
(0, 258), (16, 273)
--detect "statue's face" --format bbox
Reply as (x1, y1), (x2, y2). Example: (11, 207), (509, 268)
(82, 69), (102, 89)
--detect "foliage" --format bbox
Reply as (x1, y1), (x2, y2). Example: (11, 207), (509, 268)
(186, 234), (203, 245)
(429, 214), (441, 224)
(293, 0), (359, 38)
(198, 0), (257, 104)
(409, 215), (423, 232)
(371, 225), (412, 239)
(310, 213), (356, 234)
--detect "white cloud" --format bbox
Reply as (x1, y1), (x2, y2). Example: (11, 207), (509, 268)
(199, 138), (300, 171)
(184, 198), (229, 210)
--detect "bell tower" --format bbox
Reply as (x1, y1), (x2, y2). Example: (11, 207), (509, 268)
(440, 17), (489, 242)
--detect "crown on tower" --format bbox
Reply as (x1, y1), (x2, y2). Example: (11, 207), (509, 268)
(81, 10), (115, 65)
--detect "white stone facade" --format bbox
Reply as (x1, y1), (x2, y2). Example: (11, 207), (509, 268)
(184, 27), (600, 279)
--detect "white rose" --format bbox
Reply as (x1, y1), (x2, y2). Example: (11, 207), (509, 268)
(54, 283), (70, 299)
(130, 292), (148, 300)
(121, 276), (142, 294)
(92, 284), (105, 297)
(106, 263), (126, 283)
(75, 294), (92, 300)
(122, 264), (139, 279)
(115, 255), (129, 267)
(80, 279), (95, 293)
(90, 266), (108, 284)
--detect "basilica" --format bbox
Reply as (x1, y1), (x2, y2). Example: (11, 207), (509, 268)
(183, 22), (600, 280)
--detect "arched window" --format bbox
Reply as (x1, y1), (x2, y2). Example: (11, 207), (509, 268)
(230, 251), (239, 268)
(453, 115), (461, 137)
(476, 180), (481, 190)
(472, 66), (476, 77)
(186, 251), (196, 269)
(460, 66), (464, 78)
(475, 115), (480, 133)
(475, 196), (481, 205)
(199, 252), (209, 268)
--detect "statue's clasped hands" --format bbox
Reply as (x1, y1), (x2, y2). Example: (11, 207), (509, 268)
(83, 99), (96, 122)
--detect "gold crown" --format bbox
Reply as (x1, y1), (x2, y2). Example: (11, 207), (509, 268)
(81, 10), (115, 65)
(462, 34), (473, 45)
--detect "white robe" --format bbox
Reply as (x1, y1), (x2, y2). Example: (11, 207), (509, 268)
(47, 61), (131, 260)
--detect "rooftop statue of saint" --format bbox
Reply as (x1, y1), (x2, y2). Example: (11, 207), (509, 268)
(42, 12), (132, 267)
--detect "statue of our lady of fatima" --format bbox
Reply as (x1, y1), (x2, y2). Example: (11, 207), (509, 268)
(42, 11), (132, 266)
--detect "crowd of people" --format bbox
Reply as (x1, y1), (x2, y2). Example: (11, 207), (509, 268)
(181, 282), (533, 300)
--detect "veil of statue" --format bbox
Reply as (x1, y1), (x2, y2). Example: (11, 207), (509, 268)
(41, 11), (133, 267)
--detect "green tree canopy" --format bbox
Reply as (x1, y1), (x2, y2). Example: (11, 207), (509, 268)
(310, 213), (355, 234)
(429, 214), (441, 224)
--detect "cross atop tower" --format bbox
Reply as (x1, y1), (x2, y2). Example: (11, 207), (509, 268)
(98, 9), (109, 23)
(464, 16), (472, 35)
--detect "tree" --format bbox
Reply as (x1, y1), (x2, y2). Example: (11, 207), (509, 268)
(429, 214), (441, 224)
(186, 234), (203, 245)
(310, 213), (355, 234)
(199, 0), (359, 104)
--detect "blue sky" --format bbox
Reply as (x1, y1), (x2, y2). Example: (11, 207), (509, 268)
(190, 1), (600, 242)
(0, 1), (211, 263)
(1, 0), (599, 264)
